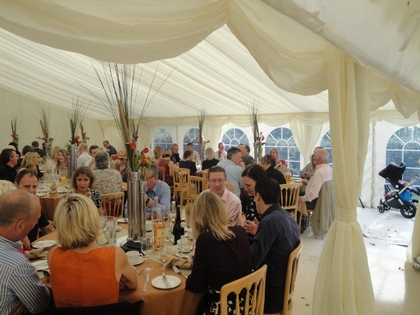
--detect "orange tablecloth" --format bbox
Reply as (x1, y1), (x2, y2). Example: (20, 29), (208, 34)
(39, 195), (63, 221)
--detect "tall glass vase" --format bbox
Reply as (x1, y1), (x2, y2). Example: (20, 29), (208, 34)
(68, 144), (77, 183)
(127, 171), (146, 241)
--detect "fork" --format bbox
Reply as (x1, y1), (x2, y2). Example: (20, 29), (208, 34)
(162, 272), (171, 289)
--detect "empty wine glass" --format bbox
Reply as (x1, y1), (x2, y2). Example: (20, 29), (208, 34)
(159, 240), (169, 271)
(141, 236), (154, 272)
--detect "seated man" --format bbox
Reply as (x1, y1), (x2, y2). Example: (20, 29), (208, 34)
(0, 148), (19, 183)
(144, 164), (171, 219)
(250, 177), (300, 314)
(238, 144), (254, 168)
(0, 190), (51, 314)
(217, 147), (243, 198)
(15, 169), (55, 250)
(205, 166), (241, 226)
(299, 146), (324, 185)
(299, 148), (332, 210)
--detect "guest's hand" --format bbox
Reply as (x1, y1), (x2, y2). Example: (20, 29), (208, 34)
(301, 179), (308, 186)
(10, 300), (25, 315)
(243, 219), (258, 235)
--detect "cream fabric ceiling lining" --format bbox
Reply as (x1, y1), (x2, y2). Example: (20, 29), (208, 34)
(1, 1), (420, 314)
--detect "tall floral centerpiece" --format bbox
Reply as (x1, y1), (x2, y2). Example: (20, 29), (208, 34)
(37, 109), (54, 157)
(80, 124), (90, 144)
(10, 116), (19, 144)
(197, 111), (209, 161)
(248, 101), (265, 163)
(91, 63), (174, 241)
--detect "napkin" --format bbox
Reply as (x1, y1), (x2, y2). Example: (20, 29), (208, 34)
(26, 247), (50, 260)
(163, 255), (192, 270)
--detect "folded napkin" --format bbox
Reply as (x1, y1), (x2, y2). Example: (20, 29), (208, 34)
(163, 255), (192, 270)
(120, 240), (142, 253)
(26, 247), (50, 260)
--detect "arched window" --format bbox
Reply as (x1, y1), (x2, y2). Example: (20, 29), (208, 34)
(153, 128), (173, 150)
(320, 131), (333, 164)
(222, 128), (249, 151)
(266, 127), (300, 175)
(183, 128), (199, 152)
(386, 126), (420, 182)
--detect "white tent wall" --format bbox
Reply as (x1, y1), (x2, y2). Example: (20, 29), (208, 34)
(0, 89), (104, 151)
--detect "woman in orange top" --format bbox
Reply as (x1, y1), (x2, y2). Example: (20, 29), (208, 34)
(47, 194), (138, 307)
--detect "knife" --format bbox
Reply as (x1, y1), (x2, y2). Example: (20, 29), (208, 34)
(142, 272), (149, 292)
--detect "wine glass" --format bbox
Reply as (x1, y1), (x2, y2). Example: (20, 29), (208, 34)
(159, 240), (169, 271)
(141, 236), (154, 272)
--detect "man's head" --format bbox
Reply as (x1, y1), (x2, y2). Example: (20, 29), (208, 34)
(227, 147), (242, 166)
(145, 164), (159, 191)
(103, 140), (110, 149)
(31, 141), (40, 148)
(15, 169), (39, 195)
(0, 148), (19, 167)
(313, 148), (329, 166)
(0, 190), (40, 241)
(183, 150), (193, 160)
(95, 151), (109, 170)
(78, 143), (88, 153)
(170, 143), (179, 154)
(238, 144), (249, 155)
(186, 142), (194, 152)
(254, 177), (280, 214)
(208, 166), (227, 196)
(89, 145), (100, 157)
(218, 142), (225, 153)
(22, 145), (33, 156)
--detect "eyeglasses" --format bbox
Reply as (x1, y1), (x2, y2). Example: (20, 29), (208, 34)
(208, 179), (226, 184)
(146, 176), (156, 180)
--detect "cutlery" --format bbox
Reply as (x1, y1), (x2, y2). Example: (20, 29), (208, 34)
(172, 265), (188, 279)
(142, 272), (149, 292)
(162, 272), (171, 289)
(136, 268), (145, 275)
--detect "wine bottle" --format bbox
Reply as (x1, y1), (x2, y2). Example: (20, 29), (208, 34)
(152, 197), (164, 252)
(173, 204), (184, 245)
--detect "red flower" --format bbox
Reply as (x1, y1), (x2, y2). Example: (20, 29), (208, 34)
(142, 148), (149, 153)
(126, 142), (136, 151)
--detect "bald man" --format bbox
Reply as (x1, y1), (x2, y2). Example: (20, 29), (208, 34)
(77, 143), (92, 167)
(0, 190), (51, 314)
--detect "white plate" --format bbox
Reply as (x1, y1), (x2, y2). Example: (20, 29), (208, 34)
(57, 188), (67, 194)
(32, 240), (57, 249)
(151, 275), (181, 289)
(131, 257), (145, 266)
(31, 260), (49, 271)
(36, 192), (47, 197)
(172, 245), (193, 253)
(116, 226), (122, 232)
(117, 218), (128, 223)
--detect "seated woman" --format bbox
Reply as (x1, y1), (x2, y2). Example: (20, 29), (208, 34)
(55, 149), (68, 178)
(114, 150), (128, 182)
(158, 149), (174, 187)
(269, 148), (287, 173)
(260, 154), (286, 185)
(240, 164), (267, 243)
(70, 166), (102, 208)
(186, 191), (251, 315)
(48, 194), (138, 307)
(20, 151), (43, 179)
(179, 150), (197, 175)
(93, 151), (123, 195)
(201, 147), (219, 171)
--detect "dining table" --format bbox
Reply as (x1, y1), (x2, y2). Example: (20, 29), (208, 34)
(31, 222), (202, 315)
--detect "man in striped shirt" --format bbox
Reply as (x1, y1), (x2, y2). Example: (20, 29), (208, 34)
(0, 190), (51, 315)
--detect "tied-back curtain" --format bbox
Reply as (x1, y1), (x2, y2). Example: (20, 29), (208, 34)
(313, 46), (374, 315)
(289, 118), (323, 165)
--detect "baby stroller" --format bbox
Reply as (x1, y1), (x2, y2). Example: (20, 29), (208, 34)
(377, 162), (420, 218)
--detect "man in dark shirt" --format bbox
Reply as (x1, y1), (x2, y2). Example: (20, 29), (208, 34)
(103, 140), (117, 156)
(0, 148), (19, 182)
(250, 177), (300, 314)
(31, 141), (46, 158)
(170, 143), (180, 164)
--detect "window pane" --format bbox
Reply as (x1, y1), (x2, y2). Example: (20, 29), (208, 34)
(222, 128), (249, 151)
(183, 128), (199, 151)
(153, 128), (173, 150)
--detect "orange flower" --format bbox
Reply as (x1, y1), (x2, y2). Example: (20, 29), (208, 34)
(142, 147), (149, 154)
(126, 142), (136, 151)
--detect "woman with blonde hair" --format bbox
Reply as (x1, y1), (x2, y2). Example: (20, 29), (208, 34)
(186, 191), (251, 315)
(269, 147), (287, 173)
(55, 149), (68, 177)
(47, 194), (138, 307)
(201, 147), (219, 171)
(20, 151), (43, 178)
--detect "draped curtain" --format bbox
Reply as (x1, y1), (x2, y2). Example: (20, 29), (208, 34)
(2, 1), (420, 314)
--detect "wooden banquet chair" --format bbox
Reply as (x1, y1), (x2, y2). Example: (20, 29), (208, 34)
(279, 183), (300, 222)
(173, 168), (191, 206)
(172, 168), (190, 199)
(189, 175), (205, 203)
(200, 169), (209, 189)
(225, 182), (236, 195)
(281, 239), (303, 315)
(220, 264), (267, 315)
(100, 191), (125, 217)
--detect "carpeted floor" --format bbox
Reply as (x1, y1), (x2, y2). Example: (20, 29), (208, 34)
(292, 207), (420, 315)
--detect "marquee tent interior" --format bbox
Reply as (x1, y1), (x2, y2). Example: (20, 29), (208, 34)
(1, 1), (420, 315)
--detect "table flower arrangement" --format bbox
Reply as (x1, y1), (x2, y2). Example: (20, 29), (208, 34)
(248, 100), (264, 162)
(10, 117), (19, 144)
(38, 109), (54, 148)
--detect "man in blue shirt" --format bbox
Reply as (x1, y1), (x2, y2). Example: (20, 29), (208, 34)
(0, 190), (51, 314)
(144, 164), (171, 219)
(250, 177), (300, 314)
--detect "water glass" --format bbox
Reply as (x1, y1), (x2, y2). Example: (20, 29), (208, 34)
(98, 216), (117, 246)
(141, 236), (154, 272)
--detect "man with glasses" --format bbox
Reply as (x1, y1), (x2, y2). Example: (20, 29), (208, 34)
(144, 164), (171, 220)
(205, 166), (241, 226)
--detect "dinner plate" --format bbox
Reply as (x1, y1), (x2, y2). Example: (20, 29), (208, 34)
(31, 260), (49, 271)
(117, 218), (128, 223)
(36, 192), (47, 197)
(151, 275), (181, 289)
(131, 258), (145, 266)
(57, 188), (68, 194)
(32, 240), (57, 249)
(172, 245), (193, 253)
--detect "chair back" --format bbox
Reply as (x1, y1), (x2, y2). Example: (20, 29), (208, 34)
(225, 182), (236, 195)
(172, 168), (190, 198)
(100, 191), (125, 217)
(279, 183), (300, 220)
(158, 165), (166, 183)
(311, 180), (335, 237)
(0, 180), (16, 195)
(220, 265), (267, 315)
(173, 168), (191, 206)
(201, 169), (209, 189)
(189, 176), (205, 202)
(282, 239), (302, 315)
